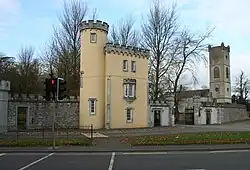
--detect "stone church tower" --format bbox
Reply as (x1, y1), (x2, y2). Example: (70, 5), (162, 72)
(208, 42), (232, 103)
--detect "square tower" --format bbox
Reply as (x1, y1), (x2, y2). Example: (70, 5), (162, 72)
(208, 42), (231, 103)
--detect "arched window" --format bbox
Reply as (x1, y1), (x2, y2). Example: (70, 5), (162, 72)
(214, 67), (220, 78)
(226, 67), (229, 78)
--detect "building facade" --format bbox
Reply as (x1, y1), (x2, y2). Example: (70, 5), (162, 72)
(79, 20), (149, 129)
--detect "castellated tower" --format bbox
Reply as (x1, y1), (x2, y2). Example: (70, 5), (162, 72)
(79, 20), (150, 129)
(79, 20), (109, 129)
(208, 42), (231, 103)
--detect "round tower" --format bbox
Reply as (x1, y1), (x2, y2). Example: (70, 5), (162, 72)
(208, 42), (231, 103)
(79, 20), (109, 129)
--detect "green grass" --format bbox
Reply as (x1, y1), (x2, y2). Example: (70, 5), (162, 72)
(126, 131), (250, 146)
(0, 138), (93, 147)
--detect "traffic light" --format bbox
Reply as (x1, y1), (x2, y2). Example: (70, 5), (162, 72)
(43, 78), (51, 101)
(57, 78), (67, 101)
(51, 78), (57, 100)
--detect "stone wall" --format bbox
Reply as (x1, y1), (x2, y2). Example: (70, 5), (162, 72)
(8, 94), (80, 130)
(219, 104), (249, 123)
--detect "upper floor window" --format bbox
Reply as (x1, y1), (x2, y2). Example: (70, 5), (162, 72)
(90, 33), (97, 43)
(214, 67), (220, 78)
(88, 98), (96, 115)
(123, 60), (128, 72)
(123, 79), (136, 99)
(226, 67), (229, 78)
(131, 61), (136, 72)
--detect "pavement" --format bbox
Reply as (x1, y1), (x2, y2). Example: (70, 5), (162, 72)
(1, 150), (250, 170)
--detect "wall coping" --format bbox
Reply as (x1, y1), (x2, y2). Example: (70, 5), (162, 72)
(79, 20), (109, 33)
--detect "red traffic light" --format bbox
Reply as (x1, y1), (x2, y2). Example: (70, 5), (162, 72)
(51, 79), (55, 85)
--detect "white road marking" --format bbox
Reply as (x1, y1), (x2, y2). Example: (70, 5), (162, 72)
(108, 152), (115, 170)
(209, 150), (250, 154)
(17, 153), (54, 170)
(0, 153), (6, 157)
(122, 152), (168, 155)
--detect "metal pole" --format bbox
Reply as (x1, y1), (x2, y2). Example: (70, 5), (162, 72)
(52, 99), (56, 149)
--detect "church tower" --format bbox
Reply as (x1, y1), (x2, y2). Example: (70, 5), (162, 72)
(79, 20), (109, 129)
(208, 42), (231, 103)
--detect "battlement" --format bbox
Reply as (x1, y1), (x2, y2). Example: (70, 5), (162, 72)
(8, 93), (79, 103)
(208, 42), (230, 52)
(105, 43), (150, 59)
(0, 80), (10, 91)
(79, 20), (109, 33)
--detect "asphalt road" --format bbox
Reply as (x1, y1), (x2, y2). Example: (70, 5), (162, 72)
(1, 150), (250, 170)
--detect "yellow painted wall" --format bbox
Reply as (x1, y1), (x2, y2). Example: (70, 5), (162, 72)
(105, 52), (149, 129)
(79, 24), (108, 129)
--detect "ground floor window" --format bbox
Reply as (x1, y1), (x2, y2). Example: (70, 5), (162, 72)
(126, 108), (133, 123)
(88, 98), (97, 115)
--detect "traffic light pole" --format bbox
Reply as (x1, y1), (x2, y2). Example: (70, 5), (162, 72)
(52, 99), (56, 150)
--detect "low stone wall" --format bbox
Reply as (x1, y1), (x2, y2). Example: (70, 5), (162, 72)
(220, 104), (249, 123)
(8, 94), (80, 130)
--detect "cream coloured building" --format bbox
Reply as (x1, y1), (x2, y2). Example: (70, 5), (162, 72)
(79, 20), (149, 129)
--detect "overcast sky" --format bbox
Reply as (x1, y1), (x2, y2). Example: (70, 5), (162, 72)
(0, 0), (249, 88)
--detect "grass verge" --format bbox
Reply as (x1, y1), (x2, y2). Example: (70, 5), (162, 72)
(0, 138), (93, 147)
(126, 131), (250, 146)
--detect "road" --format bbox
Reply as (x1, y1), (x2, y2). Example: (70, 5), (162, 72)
(0, 150), (250, 170)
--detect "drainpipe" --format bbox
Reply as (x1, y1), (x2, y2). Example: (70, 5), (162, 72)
(106, 77), (111, 129)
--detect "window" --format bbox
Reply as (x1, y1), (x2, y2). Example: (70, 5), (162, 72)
(88, 98), (96, 115)
(225, 55), (228, 60)
(131, 61), (136, 72)
(123, 60), (128, 71)
(90, 33), (97, 43)
(214, 67), (220, 78)
(124, 84), (136, 97)
(227, 88), (229, 92)
(226, 67), (229, 78)
(126, 108), (133, 123)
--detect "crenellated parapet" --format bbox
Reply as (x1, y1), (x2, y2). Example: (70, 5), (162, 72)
(8, 93), (80, 103)
(0, 80), (10, 91)
(79, 20), (109, 33)
(208, 42), (230, 52)
(105, 43), (150, 59)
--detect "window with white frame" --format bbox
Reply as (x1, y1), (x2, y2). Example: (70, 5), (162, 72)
(124, 84), (136, 98)
(88, 98), (96, 115)
(126, 108), (133, 123)
(131, 61), (136, 72)
(123, 60), (128, 71)
(90, 33), (97, 43)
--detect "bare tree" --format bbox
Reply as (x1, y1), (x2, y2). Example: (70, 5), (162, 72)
(16, 46), (41, 94)
(169, 27), (214, 122)
(90, 8), (99, 20)
(142, 0), (180, 101)
(109, 15), (140, 46)
(44, 0), (88, 96)
(234, 70), (250, 104)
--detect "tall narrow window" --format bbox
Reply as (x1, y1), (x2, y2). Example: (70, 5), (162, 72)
(126, 108), (133, 123)
(90, 33), (97, 43)
(88, 98), (96, 115)
(124, 84), (136, 98)
(226, 67), (229, 78)
(131, 61), (136, 72)
(214, 67), (220, 78)
(123, 60), (128, 72)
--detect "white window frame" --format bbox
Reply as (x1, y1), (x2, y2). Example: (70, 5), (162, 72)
(90, 33), (97, 43)
(131, 61), (136, 72)
(123, 60), (128, 72)
(124, 84), (136, 98)
(126, 108), (133, 123)
(88, 98), (96, 115)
